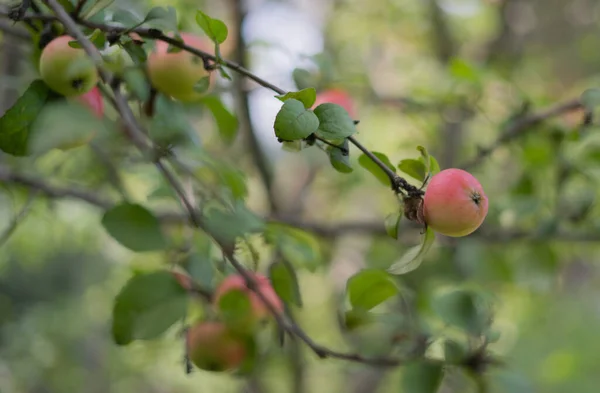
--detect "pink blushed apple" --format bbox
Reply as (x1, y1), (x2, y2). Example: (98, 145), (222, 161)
(423, 168), (489, 237)
(312, 88), (357, 118)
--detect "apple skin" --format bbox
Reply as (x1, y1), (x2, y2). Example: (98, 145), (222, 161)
(147, 33), (215, 102)
(423, 168), (489, 237)
(187, 321), (247, 372)
(213, 273), (284, 322)
(312, 88), (357, 118)
(39, 36), (99, 97)
(74, 86), (104, 118)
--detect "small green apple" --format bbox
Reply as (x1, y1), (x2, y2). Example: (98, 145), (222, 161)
(147, 33), (215, 102)
(39, 35), (99, 97)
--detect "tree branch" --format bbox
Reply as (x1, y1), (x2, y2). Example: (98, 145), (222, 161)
(461, 98), (583, 169)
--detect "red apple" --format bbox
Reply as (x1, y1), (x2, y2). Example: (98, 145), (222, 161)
(147, 33), (215, 102)
(312, 88), (357, 118)
(213, 273), (284, 322)
(423, 168), (489, 237)
(39, 35), (98, 97)
(74, 86), (104, 118)
(187, 321), (247, 372)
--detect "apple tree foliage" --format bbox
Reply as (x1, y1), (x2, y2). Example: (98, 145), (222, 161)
(1, 0), (598, 392)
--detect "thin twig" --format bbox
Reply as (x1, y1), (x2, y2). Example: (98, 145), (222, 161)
(461, 98), (583, 169)
(0, 190), (39, 247)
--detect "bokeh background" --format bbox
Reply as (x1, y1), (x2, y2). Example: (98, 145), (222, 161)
(2, 0), (600, 392)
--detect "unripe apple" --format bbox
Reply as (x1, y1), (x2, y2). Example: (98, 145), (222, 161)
(147, 33), (215, 102)
(187, 321), (247, 372)
(423, 168), (489, 237)
(39, 35), (99, 97)
(312, 88), (357, 118)
(213, 273), (284, 322)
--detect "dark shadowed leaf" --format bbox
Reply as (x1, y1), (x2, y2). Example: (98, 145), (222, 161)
(432, 289), (488, 336)
(112, 8), (143, 27)
(274, 99), (320, 141)
(313, 103), (356, 140)
(581, 88), (600, 110)
(444, 339), (468, 364)
(358, 152), (395, 187)
(401, 360), (444, 393)
(343, 308), (374, 330)
(194, 76), (211, 94)
(123, 67), (150, 101)
(102, 203), (167, 252)
(269, 260), (302, 307)
(264, 223), (322, 272)
(196, 10), (228, 44)
(112, 271), (188, 345)
(216, 289), (254, 331)
(328, 139), (353, 173)
(275, 88), (317, 109)
(384, 212), (402, 239)
(346, 269), (399, 311)
(388, 227), (435, 275)
(0, 80), (51, 156)
(149, 94), (196, 146)
(200, 96), (239, 144)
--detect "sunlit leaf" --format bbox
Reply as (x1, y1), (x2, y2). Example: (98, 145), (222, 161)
(195, 10), (228, 44)
(388, 227), (435, 275)
(346, 269), (399, 311)
(275, 88), (317, 109)
(358, 152), (395, 187)
(269, 260), (302, 307)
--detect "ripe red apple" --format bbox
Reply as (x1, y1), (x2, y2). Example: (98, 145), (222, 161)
(187, 321), (247, 372)
(39, 36), (99, 97)
(147, 33), (215, 102)
(312, 88), (357, 118)
(213, 273), (284, 322)
(423, 168), (489, 237)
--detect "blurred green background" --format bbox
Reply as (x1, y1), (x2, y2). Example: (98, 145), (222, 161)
(2, 0), (600, 392)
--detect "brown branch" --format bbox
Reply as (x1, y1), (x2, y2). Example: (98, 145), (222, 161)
(461, 98), (583, 170)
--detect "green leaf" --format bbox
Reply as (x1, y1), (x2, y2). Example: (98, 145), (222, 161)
(216, 288), (254, 331)
(444, 339), (467, 364)
(121, 40), (147, 64)
(181, 250), (215, 291)
(401, 360), (444, 393)
(432, 289), (488, 335)
(101, 203), (167, 252)
(28, 99), (107, 154)
(449, 57), (480, 84)
(328, 139), (353, 173)
(429, 155), (441, 176)
(200, 96), (239, 145)
(313, 103), (356, 140)
(388, 227), (435, 275)
(149, 94), (196, 147)
(398, 159), (427, 182)
(274, 99), (320, 141)
(194, 76), (211, 94)
(292, 68), (317, 90)
(275, 88), (317, 109)
(89, 29), (106, 48)
(269, 260), (302, 307)
(343, 308), (374, 330)
(112, 9), (143, 27)
(581, 88), (600, 110)
(143, 6), (178, 31)
(123, 67), (150, 101)
(384, 212), (402, 239)
(346, 269), (398, 311)
(203, 202), (265, 247)
(80, 0), (115, 19)
(264, 223), (322, 272)
(112, 271), (188, 345)
(195, 10), (229, 44)
(358, 152), (396, 187)
(0, 80), (51, 156)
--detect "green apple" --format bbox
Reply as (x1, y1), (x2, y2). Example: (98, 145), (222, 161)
(39, 35), (99, 97)
(147, 33), (215, 102)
